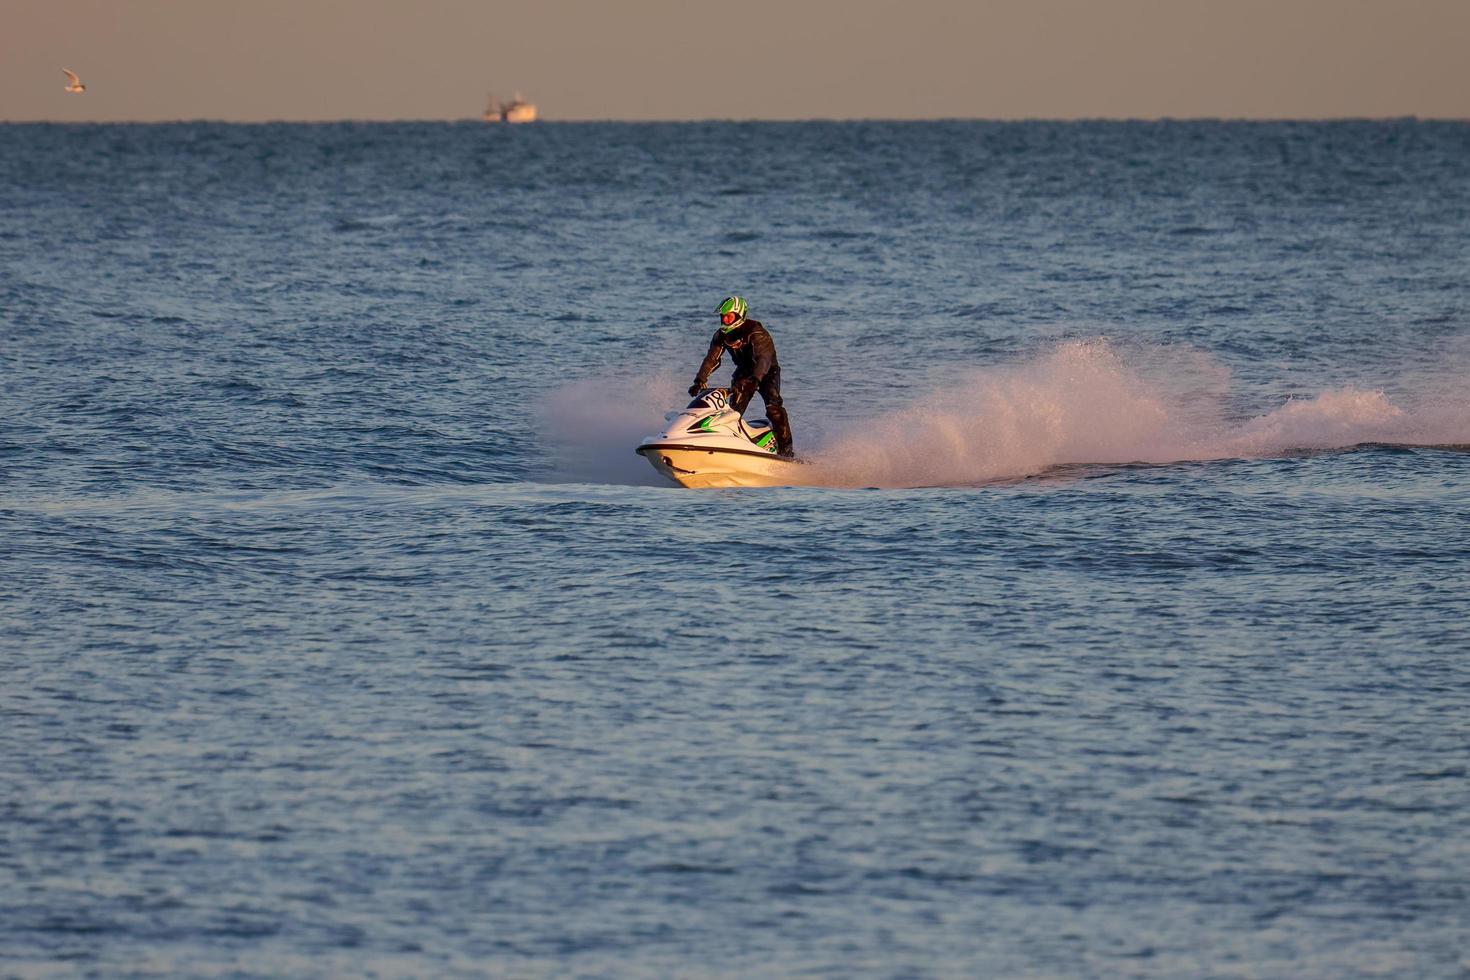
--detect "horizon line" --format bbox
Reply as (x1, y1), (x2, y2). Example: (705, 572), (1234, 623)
(4, 114), (1466, 126)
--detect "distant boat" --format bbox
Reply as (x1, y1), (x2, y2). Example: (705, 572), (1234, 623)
(483, 92), (538, 124)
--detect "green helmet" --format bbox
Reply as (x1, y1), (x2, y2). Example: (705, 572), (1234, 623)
(717, 295), (748, 332)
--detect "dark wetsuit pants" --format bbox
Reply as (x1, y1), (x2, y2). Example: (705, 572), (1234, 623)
(731, 367), (793, 456)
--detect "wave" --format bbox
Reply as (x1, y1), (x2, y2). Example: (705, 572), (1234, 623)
(541, 339), (1470, 489)
(806, 340), (1470, 488)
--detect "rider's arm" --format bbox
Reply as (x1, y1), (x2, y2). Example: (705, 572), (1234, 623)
(691, 332), (724, 387)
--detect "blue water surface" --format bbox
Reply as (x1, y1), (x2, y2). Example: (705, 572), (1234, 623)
(3, 120), (1469, 977)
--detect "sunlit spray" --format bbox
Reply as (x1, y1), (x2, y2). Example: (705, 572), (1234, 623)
(541, 339), (1470, 489)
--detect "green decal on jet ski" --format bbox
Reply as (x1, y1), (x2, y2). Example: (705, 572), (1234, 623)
(754, 432), (775, 450)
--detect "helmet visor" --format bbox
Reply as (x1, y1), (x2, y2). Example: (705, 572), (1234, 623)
(720, 311), (739, 327)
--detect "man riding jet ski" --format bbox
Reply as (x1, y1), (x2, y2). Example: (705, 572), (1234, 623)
(689, 296), (794, 459)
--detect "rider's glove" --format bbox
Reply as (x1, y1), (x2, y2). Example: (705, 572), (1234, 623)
(688, 381), (703, 397)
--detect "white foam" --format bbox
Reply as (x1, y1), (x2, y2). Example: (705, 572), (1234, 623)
(542, 339), (1470, 489)
(805, 339), (1470, 488)
(540, 374), (686, 486)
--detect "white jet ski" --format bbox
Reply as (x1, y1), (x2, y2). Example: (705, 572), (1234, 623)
(636, 387), (806, 488)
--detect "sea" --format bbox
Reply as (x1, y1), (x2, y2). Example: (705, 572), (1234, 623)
(2, 120), (1468, 978)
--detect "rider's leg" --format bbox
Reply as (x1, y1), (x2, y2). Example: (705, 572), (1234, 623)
(759, 369), (794, 457)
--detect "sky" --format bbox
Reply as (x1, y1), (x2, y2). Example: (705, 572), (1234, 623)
(4, 0), (1468, 122)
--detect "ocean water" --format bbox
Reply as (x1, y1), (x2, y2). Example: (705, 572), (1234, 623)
(3, 120), (1469, 977)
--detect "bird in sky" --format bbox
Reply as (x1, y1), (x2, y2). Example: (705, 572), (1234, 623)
(62, 69), (86, 94)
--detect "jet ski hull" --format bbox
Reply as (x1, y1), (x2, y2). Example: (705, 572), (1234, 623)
(636, 443), (806, 488)
(636, 388), (804, 488)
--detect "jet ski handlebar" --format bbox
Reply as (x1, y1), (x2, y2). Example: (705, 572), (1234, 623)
(687, 386), (733, 410)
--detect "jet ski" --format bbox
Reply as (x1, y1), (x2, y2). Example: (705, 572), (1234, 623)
(636, 387), (806, 488)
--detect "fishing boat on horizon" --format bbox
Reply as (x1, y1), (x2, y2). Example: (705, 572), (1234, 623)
(483, 92), (538, 123)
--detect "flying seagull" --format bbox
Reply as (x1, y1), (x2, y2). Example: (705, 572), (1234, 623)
(62, 69), (85, 94)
